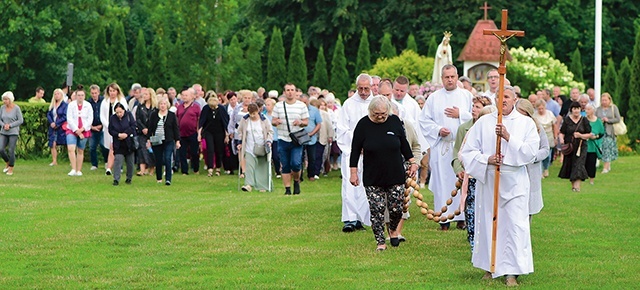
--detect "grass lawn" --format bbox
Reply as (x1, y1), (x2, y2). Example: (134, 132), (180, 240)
(0, 156), (639, 289)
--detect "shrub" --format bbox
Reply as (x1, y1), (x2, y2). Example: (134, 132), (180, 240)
(14, 102), (50, 159)
(369, 50), (434, 85)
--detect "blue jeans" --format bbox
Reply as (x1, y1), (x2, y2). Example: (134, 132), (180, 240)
(89, 131), (108, 167)
(153, 140), (175, 182)
(542, 147), (553, 170)
(277, 140), (303, 174)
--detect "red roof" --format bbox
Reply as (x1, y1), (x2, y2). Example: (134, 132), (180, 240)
(457, 20), (512, 62)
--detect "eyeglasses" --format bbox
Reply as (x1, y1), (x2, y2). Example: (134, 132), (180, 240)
(357, 87), (371, 92)
(487, 76), (499, 79)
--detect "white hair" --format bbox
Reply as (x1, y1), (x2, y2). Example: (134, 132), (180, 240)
(268, 90), (279, 98)
(356, 73), (373, 86)
(324, 92), (336, 102)
(2, 91), (14, 102)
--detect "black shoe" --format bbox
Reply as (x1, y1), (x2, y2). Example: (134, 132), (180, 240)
(112, 180), (119, 186)
(165, 181), (171, 186)
(342, 224), (355, 233)
(354, 221), (365, 231)
(284, 189), (292, 195)
(390, 237), (400, 247)
(125, 179), (132, 184)
(293, 181), (300, 195)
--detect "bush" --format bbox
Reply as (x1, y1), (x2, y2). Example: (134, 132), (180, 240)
(14, 102), (50, 159)
(507, 47), (585, 96)
(369, 50), (434, 85)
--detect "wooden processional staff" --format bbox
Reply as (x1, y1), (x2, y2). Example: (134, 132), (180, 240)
(482, 9), (524, 273)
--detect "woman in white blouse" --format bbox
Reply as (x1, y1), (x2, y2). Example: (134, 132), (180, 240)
(66, 88), (93, 176)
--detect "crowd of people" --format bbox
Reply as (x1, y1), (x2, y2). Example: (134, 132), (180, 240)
(0, 64), (626, 287)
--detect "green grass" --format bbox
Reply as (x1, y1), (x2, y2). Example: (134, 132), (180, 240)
(1, 156), (639, 289)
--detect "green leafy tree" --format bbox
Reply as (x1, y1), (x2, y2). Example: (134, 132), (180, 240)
(406, 33), (418, 53)
(266, 27), (287, 91)
(427, 35), (438, 58)
(312, 46), (329, 89)
(287, 25), (307, 90)
(355, 28), (371, 76)
(131, 29), (149, 85)
(244, 28), (266, 90)
(545, 42), (556, 58)
(627, 28), (640, 145)
(330, 34), (350, 99)
(109, 21), (130, 85)
(380, 32), (396, 59)
(615, 57), (631, 118)
(602, 58), (618, 97)
(569, 47), (584, 82)
(149, 32), (169, 88)
(369, 50), (434, 86)
(221, 35), (247, 91)
(95, 26), (109, 65)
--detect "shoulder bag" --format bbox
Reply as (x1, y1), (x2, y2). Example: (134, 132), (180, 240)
(613, 117), (627, 136)
(250, 120), (267, 156)
(283, 102), (310, 146)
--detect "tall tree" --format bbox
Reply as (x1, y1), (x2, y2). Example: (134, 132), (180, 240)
(380, 32), (396, 59)
(569, 47), (584, 82)
(602, 58), (618, 96)
(244, 28), (266, 90)
(427, 35), (438, 58)
(330, 34), (350, 99)
(94, 26), (109, 65)
(287, 25), (307, 90)
(149, 32), (169, 88)
(406, 33), (418, 53)
(221, 35), (247, 90)
(266, 27), (287, 91)
(131, 29), (149, 85)
(109, 21), (130, 85)
(355, 28), (371, 76)
(627, 28), (640, 145)
(615, 57), (631, 118)
(311, 46), (328, 89)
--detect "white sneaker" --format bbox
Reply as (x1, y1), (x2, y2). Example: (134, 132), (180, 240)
(2, 167), (8, 173)
(75, 171), (83, 176)
(90, 166), (98, 171)
(313, 175), (320, 180)
(276, 175), (282, 179)
(68, 170), (77, 176)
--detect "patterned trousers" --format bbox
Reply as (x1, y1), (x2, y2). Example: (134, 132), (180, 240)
(365, 184), (405, 245)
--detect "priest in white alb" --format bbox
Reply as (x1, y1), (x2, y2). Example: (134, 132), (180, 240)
(335, 74), (373, 232)
(459, 86), (538, 286)
(419, 64), (473, 230)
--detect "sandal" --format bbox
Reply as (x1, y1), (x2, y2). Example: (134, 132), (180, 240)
(239, 173), (245, 178)
(376, 244), (386, 251)
(207, 169), (214, 177)
(215, 170), (221, 176)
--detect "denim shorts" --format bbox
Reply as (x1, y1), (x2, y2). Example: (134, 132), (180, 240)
(66, 134), (88, 150)
(277, 140), (303, 174)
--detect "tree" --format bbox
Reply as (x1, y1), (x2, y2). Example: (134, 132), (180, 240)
(109, 21), (130, 85)
(330, 34), (350, 99)
(545, 42), (556, 58)
(602, 58), (618, 97)
(287, 25), (307, 90)
(94, 26), (109, 64)
(368, 50), (434, 86)
(380, 32), (396, 59)
(615, 57), (631, 118)
(569, 47), (584, 82)
(406, 33), (418, 53)
(427, 35), (438, 58)
(266, 27), (287, 91)
(311, 46), (328, 89)
(627, 28), (640, 145)
(244, 28), (266, 90)
(131, 29), (149, 85)
(221, 35), (247, 91)
(355, 28), (371, 76)
(149, 32), (169, 88)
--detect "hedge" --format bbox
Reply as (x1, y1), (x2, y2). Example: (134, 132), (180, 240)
(13, 102), (50, 159)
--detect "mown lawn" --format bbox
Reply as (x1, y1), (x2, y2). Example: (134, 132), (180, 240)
(0, 156), (638, 289)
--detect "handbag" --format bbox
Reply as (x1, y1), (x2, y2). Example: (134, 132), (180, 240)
(150, 135), (163, 146)
(283, 102), (310, 146)
(561, 116), (582, 156)
(613, 117), (627, 136)
(127, 113), (140, 152)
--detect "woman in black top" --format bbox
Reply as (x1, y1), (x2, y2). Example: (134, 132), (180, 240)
(136, 88), (157, 176)
(108, 103), (137, 185)
(198, 91), (230, 177)
(148, 97), (181, 185)
(558, 101), (591, 192)
(349, 96), (419, 251)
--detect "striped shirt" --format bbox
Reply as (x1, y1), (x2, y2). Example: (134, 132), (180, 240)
(272, 100), (309, 142)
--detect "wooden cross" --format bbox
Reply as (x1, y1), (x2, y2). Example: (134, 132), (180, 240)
(480, 2), (492, 20)
(481, 9), (525, 275)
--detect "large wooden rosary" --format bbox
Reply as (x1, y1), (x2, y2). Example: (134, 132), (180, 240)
(403, 177), (462, 223)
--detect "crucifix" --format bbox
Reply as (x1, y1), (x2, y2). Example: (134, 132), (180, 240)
(480, 2), (492, 21)
(482, 9), (525, 274)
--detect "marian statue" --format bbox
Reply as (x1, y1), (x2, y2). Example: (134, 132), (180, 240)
(431, 31), (453, 85)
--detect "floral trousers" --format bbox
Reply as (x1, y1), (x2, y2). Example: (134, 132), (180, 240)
(364, 184), (405, 245)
